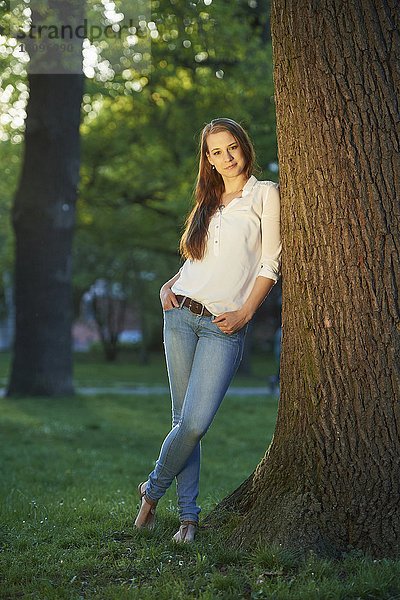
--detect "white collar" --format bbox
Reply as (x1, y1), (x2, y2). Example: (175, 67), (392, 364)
(242, 175), (258, 196)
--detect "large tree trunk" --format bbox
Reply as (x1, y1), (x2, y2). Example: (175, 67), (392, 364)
(7, 73), (84, 396)
(207, 0), (400, 558)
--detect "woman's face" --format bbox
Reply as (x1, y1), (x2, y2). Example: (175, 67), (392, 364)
(206, 130), (247, 179)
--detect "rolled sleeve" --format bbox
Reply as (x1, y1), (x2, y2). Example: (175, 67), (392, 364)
(257, 182), (282, 281)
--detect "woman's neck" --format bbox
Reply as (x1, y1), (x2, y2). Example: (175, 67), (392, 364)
(223, 174), (249, 194)
(222, 174), (249, 194)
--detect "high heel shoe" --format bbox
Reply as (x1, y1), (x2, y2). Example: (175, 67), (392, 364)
(134, 481), (158, 529)
(172, 519), (197, 543)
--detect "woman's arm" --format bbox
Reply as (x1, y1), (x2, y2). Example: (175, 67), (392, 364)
(239, 275), (276, 321)
(212, 276), (276, 333)
(160, 268), (183, 310)
(213, 183), (281, 334)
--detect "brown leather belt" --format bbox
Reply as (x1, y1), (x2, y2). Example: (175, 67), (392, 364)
(175, 295), (214, 317)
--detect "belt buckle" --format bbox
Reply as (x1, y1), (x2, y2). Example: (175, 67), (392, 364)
(188, 298), (204, 316)
(188, 298), (196, 314)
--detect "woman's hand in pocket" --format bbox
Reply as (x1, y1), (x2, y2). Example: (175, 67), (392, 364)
(212, 309), (248, 334)
(160, 285), (180, 310)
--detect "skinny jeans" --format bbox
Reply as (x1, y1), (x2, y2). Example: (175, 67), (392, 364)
(145, 301), (248, 523)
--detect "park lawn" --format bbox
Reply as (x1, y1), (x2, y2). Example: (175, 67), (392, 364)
(0, 348), (279, 391)
(0, 356), (399, 598)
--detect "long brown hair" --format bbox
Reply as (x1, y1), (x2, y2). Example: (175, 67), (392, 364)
(179, 118), (256, 261)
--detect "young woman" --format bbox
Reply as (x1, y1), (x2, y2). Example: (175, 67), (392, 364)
(135, 118), (281, 543)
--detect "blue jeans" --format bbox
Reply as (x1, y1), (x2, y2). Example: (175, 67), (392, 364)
(145, 302), (248, 523)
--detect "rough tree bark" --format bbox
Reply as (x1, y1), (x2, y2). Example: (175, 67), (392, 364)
(7, 72), (84, 396)
(207, 0), (400, 558)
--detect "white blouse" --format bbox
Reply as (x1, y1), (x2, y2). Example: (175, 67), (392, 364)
(171, 175), (282, 317)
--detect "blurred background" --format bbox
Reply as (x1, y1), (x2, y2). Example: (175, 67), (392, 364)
(0, 0), (281, 383)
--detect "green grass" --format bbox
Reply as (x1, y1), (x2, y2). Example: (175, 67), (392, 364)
(1, 352), (400, 599)
(0, 349), (279, 390)
(71, 347), (280, 390)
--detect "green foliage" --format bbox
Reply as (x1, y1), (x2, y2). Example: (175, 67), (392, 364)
(1, 0), (279, 345)
(0, 139), (22, 302)
(74, 0), (278, 347)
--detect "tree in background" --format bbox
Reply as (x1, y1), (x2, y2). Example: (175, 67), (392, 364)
(6, 1), (85, 396)
(84, 279), (126, 362)
(209, 0), (400, 558)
